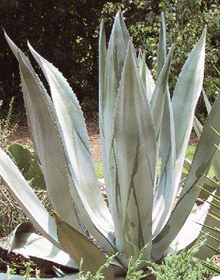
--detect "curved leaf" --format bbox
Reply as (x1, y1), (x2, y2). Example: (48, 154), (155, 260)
(0, 222), (77, 268)
(5, 32), (82, 231)
(168, 194), (212, 253)
(0, 147), (60, 249)
(28, 42), (114, 250)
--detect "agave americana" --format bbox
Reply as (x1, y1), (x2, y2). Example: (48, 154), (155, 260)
(0, 12), (220, 279)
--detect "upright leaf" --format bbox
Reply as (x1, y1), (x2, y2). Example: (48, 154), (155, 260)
(201, 89), (220, 179)
(152, 89), (176, 237)
(152, 16), (176, 235)
(100, 11), (130, 154)
(157, 13), (167, 77)
(113, 41), (156, 260)
(99, 12), (131, 246)
(194, 93), (220, 179)
(171, 27), (206, 194)
(138, 50), (155, 102)
(152, 91), (220, 260)
(119, 10), (131, 46)
(194, 116), (203, 139)
(202, 88), (212, 114)
(99, 19), (108, 183)
(150, 45), (174, 139)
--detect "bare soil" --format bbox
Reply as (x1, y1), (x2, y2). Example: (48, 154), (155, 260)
(8, 116), (102, 163)
(8, 117), (198, 163)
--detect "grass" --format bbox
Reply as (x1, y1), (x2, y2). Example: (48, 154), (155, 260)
(94, 145), (197, 179)
(94, 162), (104, 179)
(186, 145), (196, 161)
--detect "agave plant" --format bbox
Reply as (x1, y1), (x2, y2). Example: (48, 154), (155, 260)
(1, 12), (220, 279)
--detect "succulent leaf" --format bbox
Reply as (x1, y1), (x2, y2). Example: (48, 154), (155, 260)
(157, 12), (167, 76)
(113, 41), (156, 260)
(194, 116), (203, 139)
(201, 90), (220, 179)
(0, 222), (77, 268)
(5, 32), (83, 231)
(152, 88), (176, 237)
(28, 43), (115, 249)
(168, 194), (213, 253)
(171, 27), (206, 194)
(138, 50), (155, 102)
(150, 44), (174, 139)
(100, 11), (130, 205)
(0, 146), (60, 248)
(55, 214), (115, 279)
(153, 90), (220, 260)
(202, 88), (212, 114)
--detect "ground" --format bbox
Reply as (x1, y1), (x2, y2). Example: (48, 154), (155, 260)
(7, 117), (198, 163)
(7, 117), (102, 163)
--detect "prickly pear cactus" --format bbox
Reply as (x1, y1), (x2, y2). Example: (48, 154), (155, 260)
(8, 143), (46, 189)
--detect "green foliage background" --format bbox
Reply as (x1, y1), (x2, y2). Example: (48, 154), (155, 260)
(0, 0), (220, 118)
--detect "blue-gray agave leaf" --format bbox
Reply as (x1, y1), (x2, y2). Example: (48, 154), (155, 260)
(138, 50), (155, 102)
(28, 43), (114, 249)
(153, 90), (220, 260)
(113, 41), (156, 260)
(0, 146), (60, 249)
(150, 45), (174, 140)
(55, 214), (115, 280)
(171, 27), (207, 194)
(99, 12), (130, 204)
(5, 32), (115, 252)
(152, 88), (176, 238)
(157, 12), (167, 76)
(0, 222), (77, 268)
(4, 32), (82, 232)
(152, 14), (176, 237)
